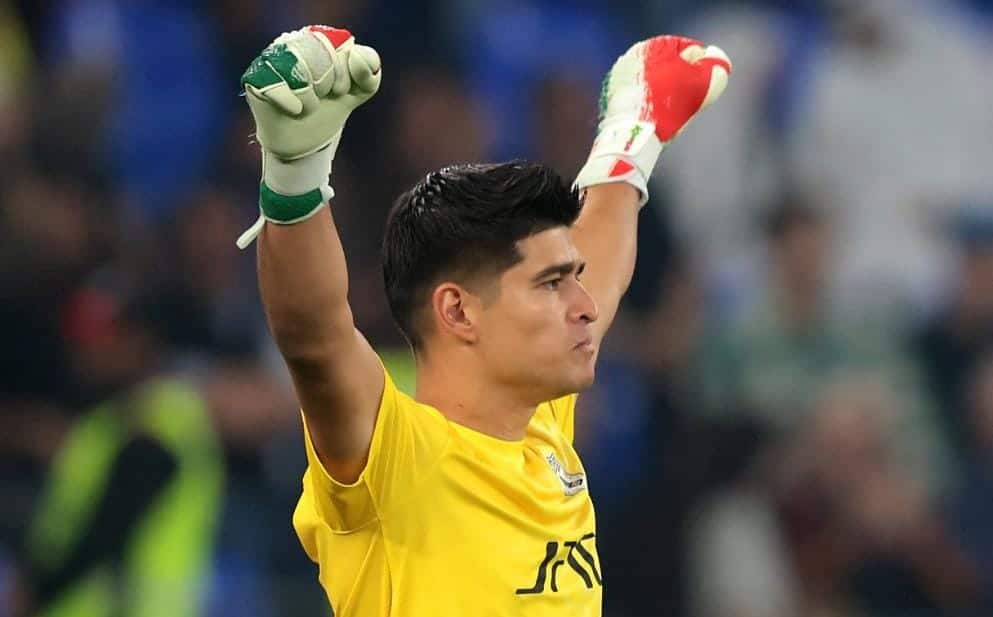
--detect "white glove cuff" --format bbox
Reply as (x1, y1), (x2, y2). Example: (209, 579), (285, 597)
(235, 147), (336, 249)
(262, 147), (333, 196)
(573, 120), (664, 207)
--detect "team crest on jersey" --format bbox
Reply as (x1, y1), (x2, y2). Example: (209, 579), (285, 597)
(545, 452), (587, 496)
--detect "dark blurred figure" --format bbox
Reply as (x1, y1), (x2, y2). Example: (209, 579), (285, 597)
(773, 378), (980, 617)
(784, 0), (993, 308)
(915, 206), (993, 470)
(0, 1), (32, 169)
(16, 283), (223, 617)
(947, 354), (993, 612)
(0, 168), (105, 561)
(140, 189), (322, 616)
(701, 194), (849, 431)
(585, 205), (714, 617)
(532, 75), (598, 182)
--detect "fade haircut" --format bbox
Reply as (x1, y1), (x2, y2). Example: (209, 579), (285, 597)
(382, 161), (581, 351)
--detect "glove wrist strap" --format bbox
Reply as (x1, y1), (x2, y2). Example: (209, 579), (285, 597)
(235, 148), (335, 249)
(574, 119), (664, 207)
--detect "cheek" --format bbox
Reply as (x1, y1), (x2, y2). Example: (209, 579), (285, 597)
(483, 298), (561, 353)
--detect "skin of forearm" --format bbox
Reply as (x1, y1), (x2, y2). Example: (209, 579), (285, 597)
(257, 206), (355, 361)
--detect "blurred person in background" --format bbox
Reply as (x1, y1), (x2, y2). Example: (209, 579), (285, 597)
(700, 192), (944, 492)
(948, 354), (993, 611)
(916, 205), (993, 473)
(0, 1), (32, 168)
(135, 188), (310, 616)
(35, 0), (228, 221)
(576, 216), (700, 616)
(0, 167), (106, 565)
(451, 0), (628, 162)
(784, 0), (993, 310)
(701, 194), (851, 430)
(15, 283), (223, 617)
(771, 377), (980, 616)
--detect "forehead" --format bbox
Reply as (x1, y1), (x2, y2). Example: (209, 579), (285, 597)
(512, 227), (578, 271)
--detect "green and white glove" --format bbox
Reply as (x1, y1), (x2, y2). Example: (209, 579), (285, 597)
(574, 35), (731, 207)
(236, 25), (382, 249)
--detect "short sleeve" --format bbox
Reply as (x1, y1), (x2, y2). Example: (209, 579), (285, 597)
(299, 367), (450, 531)
(546, 394), (579, 444)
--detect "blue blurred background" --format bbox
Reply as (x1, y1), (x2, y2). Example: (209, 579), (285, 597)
(3, 0), (993, 615)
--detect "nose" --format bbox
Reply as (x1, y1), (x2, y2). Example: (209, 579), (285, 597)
(570, 280), (599, 324)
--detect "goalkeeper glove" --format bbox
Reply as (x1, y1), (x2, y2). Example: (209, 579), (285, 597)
(574, 35), (732, 206)
(236, 26), (381, 249)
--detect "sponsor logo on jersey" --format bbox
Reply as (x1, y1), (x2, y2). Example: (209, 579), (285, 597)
(516, 533), (601, 595)
(545, 452), (587, 496)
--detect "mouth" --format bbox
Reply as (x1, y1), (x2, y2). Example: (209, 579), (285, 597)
(574, 336), (594, 351)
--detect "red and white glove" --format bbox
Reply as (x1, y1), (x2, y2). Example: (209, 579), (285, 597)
(574, 36), (732, 206)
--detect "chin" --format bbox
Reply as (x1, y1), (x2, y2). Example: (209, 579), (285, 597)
(576, 368), (596, 391)
(564, 364), (596, 394)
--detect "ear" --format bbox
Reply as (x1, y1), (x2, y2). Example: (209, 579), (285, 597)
(431, 283), (480, 345)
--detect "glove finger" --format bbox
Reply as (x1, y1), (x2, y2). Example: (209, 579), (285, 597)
(242, 45), (309, 115)
(284, 30), (336, 99)
(678, 43), (706, 63)
(348, 44), (382, 95)
(698, 45), (731, 109)
(305, 26), (356, 98)
(243, 67), (303, 116)
(258, 82), (304, 115)
(330, 46), (353, 97)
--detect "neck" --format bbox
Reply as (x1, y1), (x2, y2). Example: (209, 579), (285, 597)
(414, 350), (537, 441)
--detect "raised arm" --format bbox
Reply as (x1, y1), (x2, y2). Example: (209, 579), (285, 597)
(572, 35), (732, 345)
(237, 27), (384, 483)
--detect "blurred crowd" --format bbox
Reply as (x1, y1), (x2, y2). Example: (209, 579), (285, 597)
(2, 0), (993, 616)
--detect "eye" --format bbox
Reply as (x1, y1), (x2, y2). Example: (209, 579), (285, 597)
(542, 278), (562, 291)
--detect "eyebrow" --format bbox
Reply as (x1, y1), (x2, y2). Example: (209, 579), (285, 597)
(531, 260), (585, 283)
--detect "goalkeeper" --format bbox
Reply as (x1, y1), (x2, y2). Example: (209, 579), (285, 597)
(237, 25), (730, 616)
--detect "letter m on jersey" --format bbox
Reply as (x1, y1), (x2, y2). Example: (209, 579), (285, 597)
(515, 533), (602, 595)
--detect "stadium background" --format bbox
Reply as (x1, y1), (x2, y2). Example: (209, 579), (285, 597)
(3, 0), (993, 615)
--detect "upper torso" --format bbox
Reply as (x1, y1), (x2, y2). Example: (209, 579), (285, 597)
(293, 368), (601, 616)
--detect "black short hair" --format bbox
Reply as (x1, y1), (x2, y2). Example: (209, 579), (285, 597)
(382, 161), (581, 351)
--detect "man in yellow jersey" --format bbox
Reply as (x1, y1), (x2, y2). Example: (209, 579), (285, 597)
(235, 25), (731, 616)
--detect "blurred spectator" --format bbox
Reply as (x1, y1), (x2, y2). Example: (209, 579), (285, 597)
(43, 0), (227, 220)
(700, 195), (852, 430)
(949, 354), (993, 611)
(785, 0), (993, 309)
(454, 0), (626, 160)
(686, 419), (796, 617)
(17, 283), (223, 617)
(531, 75), (598, 181)
(143, 188), (263, 362)
(0, 1), (32, 166)
(586, 234), (711, 617)
(916, 205), (993, 470)
(773, 377), (980, 616)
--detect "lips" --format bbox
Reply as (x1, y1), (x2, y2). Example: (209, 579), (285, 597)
(575, 336), (594, 349)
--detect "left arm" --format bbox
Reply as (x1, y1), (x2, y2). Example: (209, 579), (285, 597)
(571, 35), (732, 347)
(571, 183), (641, 346)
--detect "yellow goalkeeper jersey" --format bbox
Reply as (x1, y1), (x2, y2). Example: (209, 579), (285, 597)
(293, 366), (601, 616)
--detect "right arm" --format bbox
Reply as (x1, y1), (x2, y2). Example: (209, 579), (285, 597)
(239, 26), (384, 483)
(258, 206), (383, 483)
